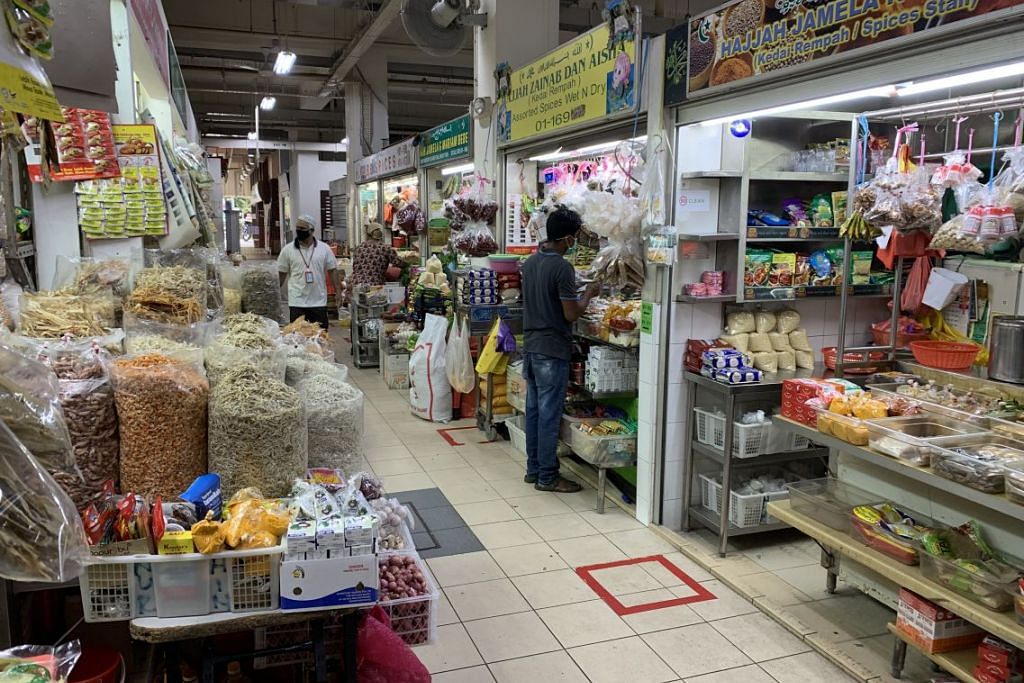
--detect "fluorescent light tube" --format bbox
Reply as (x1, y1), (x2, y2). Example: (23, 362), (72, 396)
(528, 148), (567, 162)
(260, 96), (277, 111)
(273, 50), (297, 75)
(441, 162), (474, 176)
(700, 86), (895, 126)
(246, 131), (258, 141)
(896, 61), (1024, 97)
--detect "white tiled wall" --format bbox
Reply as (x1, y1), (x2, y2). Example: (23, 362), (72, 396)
(657, 296), (887, 531)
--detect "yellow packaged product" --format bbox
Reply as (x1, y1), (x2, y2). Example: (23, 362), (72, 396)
(192, 511), (226, 554)
(852, 398), (887, 420)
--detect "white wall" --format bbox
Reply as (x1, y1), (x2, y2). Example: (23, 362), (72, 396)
(291, 151), (346, 239)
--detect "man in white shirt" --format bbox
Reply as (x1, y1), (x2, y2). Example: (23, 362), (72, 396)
(277, 214), (342, 330)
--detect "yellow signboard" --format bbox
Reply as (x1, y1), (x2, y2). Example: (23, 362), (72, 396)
(496, 19), (639, 146)
(0, 61), (62, 121)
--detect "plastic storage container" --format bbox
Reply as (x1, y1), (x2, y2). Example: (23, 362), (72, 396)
(866, 415), (985, 466)
(929, 434), (1024, 494)
(699, 473), (795, 529)
(786, 478), (878, 532)
(693, 407), (770, 458)
(560, 415), (602, 446)
(848, 503), (935, 565)
(377, 553), (440, 646)
(506, 415), (527, 455)
(919, 551), (1017, 611)
(569, 425), (637, 467)
(1005, 462), (1024, 504)
(79, 539), (286, 622)
(815, 409), (870, 446)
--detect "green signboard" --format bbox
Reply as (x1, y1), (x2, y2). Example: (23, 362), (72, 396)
(641, 302), (653, 335)
(419, 115), (472, 168)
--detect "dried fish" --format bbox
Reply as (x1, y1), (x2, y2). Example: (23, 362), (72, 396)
(297, 373), (363, 473)
(241, 266), (282, 321)
(209, 365), (307, 497)
(18, 292), (114, 338)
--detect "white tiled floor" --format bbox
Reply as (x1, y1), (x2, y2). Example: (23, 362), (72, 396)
(343, 341), (931, 683)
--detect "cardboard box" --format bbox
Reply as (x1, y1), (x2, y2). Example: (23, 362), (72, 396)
(280, 556), (378, 610)
(896, 589), (984, 654)
(978, 636), (1019, 670)
(973, 661), (1016, 682)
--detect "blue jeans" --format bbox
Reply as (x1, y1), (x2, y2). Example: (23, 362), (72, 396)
(523, 352), (569, 486)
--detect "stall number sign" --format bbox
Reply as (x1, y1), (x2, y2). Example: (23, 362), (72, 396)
(354, 138), (417, 183)
(420, 115), (471, 167)
(496, 17), (639, 145)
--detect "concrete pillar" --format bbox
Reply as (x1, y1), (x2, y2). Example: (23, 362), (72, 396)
(472, 0), (559, 178)
(344, 53), (389, 243)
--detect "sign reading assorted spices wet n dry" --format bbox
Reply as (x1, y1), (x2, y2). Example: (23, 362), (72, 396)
(687, 0), (1024, 95)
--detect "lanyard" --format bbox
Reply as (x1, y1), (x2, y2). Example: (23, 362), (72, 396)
(298, 239), (317, 271)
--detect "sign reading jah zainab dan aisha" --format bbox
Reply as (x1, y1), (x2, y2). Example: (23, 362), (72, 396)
(496, 18), (639, 145)
(688, 0), (1024, 94)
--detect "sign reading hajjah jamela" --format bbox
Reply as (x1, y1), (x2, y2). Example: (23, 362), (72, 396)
(496, 12), (640, 145)
(420, 115), (471, 168)
(688, 0), (1024, 94)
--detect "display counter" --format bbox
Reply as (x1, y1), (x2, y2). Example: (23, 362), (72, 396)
(769, 361), (1024, 682)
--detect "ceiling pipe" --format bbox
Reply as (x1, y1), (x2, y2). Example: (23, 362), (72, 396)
(317, 0), (402, 98)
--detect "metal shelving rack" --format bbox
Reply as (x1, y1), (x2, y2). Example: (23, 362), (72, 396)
(680, 369), (828, 556)
(352, 300), (385, 368)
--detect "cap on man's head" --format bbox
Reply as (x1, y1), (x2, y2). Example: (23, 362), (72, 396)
(296, 214), (317, 231)
(545, 205), (584, 242)
(367, 223), (384, 240)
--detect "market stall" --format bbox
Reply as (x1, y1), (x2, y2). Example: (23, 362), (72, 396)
(486, 7), (652, 509)
(419, 115), (473, 261)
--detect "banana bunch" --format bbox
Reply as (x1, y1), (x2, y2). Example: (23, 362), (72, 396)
(839, 210), (881, 241)
(918, 309), (989, 365)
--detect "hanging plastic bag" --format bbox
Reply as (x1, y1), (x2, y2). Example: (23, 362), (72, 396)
(640, 144), (667, 231)
(589, 235), (645, 290)
(475, 318), (509, 376)
(901, 256), (932, 314)
(0, 418), (88, 582)
(451, 221), (498, 256)
(496, 318), (517, 354)
(410, 313), (452, 422)
(445, 317), (474, 394)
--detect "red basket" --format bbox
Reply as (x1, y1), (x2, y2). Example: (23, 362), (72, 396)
(870, 323), (930, 349)
(823, 347), (884, 374)
(909, 341), (980, 371)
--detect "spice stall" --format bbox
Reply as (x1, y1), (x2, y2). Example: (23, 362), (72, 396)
(486, 7), (653, 509)
(351, 138), (419, 252)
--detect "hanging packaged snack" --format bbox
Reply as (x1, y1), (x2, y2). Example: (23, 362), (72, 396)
(589, 235), (645, 290)
(4, 0), (53, 59)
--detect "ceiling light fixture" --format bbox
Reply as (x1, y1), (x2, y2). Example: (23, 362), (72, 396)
(441, 162), (474, 176)
(260, 96), (277, 111)
(528, 148), (568, 162)
(340, 136), (349, 145)
(247, 131), (258, 141)
(273, 50), (297, 75)
(699, 86), (896, 126)
(895, 61), (1024, 97)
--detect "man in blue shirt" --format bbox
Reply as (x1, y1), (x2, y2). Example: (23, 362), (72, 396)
(521, 207), (600, 493)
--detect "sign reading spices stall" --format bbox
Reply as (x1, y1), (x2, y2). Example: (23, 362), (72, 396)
(420, 115), (471, 168)
(688, 0), (1024, 95)
(496, 11), (640, 146)
(354, 137), (417, 183)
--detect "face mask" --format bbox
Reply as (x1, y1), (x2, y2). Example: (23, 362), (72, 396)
(296, 229), (311, 241)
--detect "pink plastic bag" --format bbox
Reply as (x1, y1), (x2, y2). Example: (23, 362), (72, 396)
(357, 606), (431, 683)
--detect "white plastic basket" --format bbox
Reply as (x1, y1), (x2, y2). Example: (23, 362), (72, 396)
(79, 540), (286, 622)
(378, 553), (440, 646)
(694, 408), (768, 458)
(507, 415), (526, 454)
(697, 474), (793, 528)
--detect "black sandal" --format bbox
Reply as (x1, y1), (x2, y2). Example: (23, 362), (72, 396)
(534, 476), (582, 493)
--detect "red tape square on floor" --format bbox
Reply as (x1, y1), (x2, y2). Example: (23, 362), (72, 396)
(576, 555), (717, 616)
(436, 425), (494, 446)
